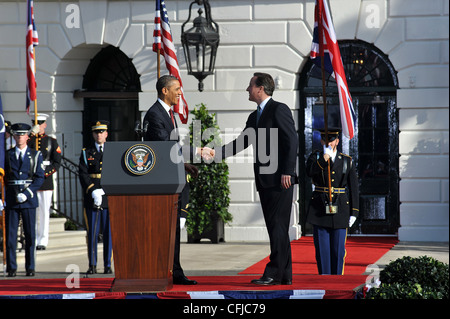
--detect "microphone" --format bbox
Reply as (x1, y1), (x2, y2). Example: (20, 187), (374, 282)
(143, 121), (149, 133)
(134, 120), (141, 134)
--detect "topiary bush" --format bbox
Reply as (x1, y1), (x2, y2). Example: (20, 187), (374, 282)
(186, 103), (232, 238)
(366, 256), (449, 299)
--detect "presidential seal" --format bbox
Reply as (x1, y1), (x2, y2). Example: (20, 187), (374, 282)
(124, 144), (156, 175)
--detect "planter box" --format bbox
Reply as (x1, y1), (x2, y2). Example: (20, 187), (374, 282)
(187, 216), (225, 244)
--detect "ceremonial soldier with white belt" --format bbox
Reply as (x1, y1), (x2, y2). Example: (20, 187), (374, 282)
(4, 123), (45, 277)
(28, 113), (62, 250)
(78, 121), (113, 275)
(306, 128), (359, 275)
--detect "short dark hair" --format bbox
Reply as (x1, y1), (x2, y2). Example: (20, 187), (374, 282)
(156, 75), (178, 96)
(253, 72), (275, 96)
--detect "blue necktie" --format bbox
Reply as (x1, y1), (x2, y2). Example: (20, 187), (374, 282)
(256, 105), (261, 125)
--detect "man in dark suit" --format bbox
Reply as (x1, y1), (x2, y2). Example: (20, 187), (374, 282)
(305, 128), (359, 275)
(143, 75), (210, 285)
(219, 72), (298, 285)
(78, 121), (113, 275)
(4, 123), (45, 277)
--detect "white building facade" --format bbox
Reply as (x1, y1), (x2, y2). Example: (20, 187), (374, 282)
(0, 0), (448, 242)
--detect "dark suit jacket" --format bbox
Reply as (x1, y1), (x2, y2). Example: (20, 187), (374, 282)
(5, 147), (45, 209)
(143, 100), (191, 216)
(143, 101), (178, 142)
(222, 98), (298, 190)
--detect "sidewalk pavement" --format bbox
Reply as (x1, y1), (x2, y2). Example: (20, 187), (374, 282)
(2, 238), (448, 279)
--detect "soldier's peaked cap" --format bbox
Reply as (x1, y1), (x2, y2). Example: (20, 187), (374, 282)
(91, 120), (109, 132)
(11, 123), (31, 135)
(317, 127), (341, 141)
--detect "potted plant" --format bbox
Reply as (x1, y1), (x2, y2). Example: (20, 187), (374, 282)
(186, 103), (232, 243)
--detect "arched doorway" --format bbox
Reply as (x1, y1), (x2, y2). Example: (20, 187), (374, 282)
(299, 40), (399, 235)
(78, 45), (141, 147)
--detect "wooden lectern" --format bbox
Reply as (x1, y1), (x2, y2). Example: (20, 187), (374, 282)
(101, 141), (185, 292)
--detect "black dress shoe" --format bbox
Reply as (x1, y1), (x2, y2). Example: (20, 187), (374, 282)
(104, 267), (112, 274)
(251, 277), (281, 286)
(7, 270), (16, 277)
(86, 266), (97, 274)
(26, 269), (35, 277)
(173, 275), (197, 285)
(36, 245), (46, 250)
(282, 279), (292, 285)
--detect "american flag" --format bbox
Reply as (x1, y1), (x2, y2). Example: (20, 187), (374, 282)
(26, 0), (39, 114)
(153, 0), (189, 124)
(310, 0), (356, 139)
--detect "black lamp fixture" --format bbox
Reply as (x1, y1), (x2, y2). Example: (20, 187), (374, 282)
(181, 0), (220, 92)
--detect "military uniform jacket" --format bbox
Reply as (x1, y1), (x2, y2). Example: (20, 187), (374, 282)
(28, 134), (62, 190)
(4, 147), (45, 209)
(306, 150), (359, 229)
(78, 146), (108, 209)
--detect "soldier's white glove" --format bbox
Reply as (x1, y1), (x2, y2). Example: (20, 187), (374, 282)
(323, 144), (333, 156)
(30, 125), (40, 135)
(92, 189), (105, 207)
(349, 216), (357, 227)
(0, 199), (4, 211)
(180, 217), (186, 230)
(16, 193), (27, 203)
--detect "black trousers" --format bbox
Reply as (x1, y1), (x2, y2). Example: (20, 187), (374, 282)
(173, 183), (189, 278)
(258, 186), (293, 282)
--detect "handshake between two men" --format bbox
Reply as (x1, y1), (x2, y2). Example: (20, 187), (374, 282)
(192, 146), (293, 190)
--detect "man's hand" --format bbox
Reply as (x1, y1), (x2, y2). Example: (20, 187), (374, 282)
(281, 174), (292, 189)
(184, 163), (199, 178)
(349, 216), (357, 228)
(92, 189), (105, 207)
(16, 193), (27, 203)
(200, 147), (215, 162)
(323, 144), (333, 162)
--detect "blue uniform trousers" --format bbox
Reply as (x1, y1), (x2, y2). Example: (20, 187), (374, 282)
(85, 207), (112, 268)
(6, 208), (36, 272)
(313, 226), (347, 275)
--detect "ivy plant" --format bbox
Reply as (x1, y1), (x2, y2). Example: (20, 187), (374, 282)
(186, 103), (232, 236)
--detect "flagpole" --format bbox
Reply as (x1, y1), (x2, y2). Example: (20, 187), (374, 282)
(33, 41), (39, 150)
(318, 0), (333, 211)
(157, 50), (161, 79)
(1, 175), (6, 276)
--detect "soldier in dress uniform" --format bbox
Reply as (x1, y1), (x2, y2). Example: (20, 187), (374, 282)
(28, 113), (62, 250)
(78, 120), (113, 275)
(306, 128), (359, 275)
(4, 123), (45, 277)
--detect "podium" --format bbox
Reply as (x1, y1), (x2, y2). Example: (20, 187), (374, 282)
(101, 141), (185, 292)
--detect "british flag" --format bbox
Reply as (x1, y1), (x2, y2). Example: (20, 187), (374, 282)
(310, 0), (356, 139)
(153, 0), (189, 124)
(26, 0), (39, 114)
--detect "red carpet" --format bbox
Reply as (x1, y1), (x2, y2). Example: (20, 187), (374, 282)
(0, 236), (397, 299)
(0, 275), (364, 299)
(239, 236), (398, 275)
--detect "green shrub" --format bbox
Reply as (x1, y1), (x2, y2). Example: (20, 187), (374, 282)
(366, 256), (449, 299)
(186, 103), (232, 236)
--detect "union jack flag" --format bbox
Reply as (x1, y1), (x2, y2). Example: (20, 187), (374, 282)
(153, 0), (189, 124)
(310, 0), (356, 139)
(26, 0), (39, 114)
